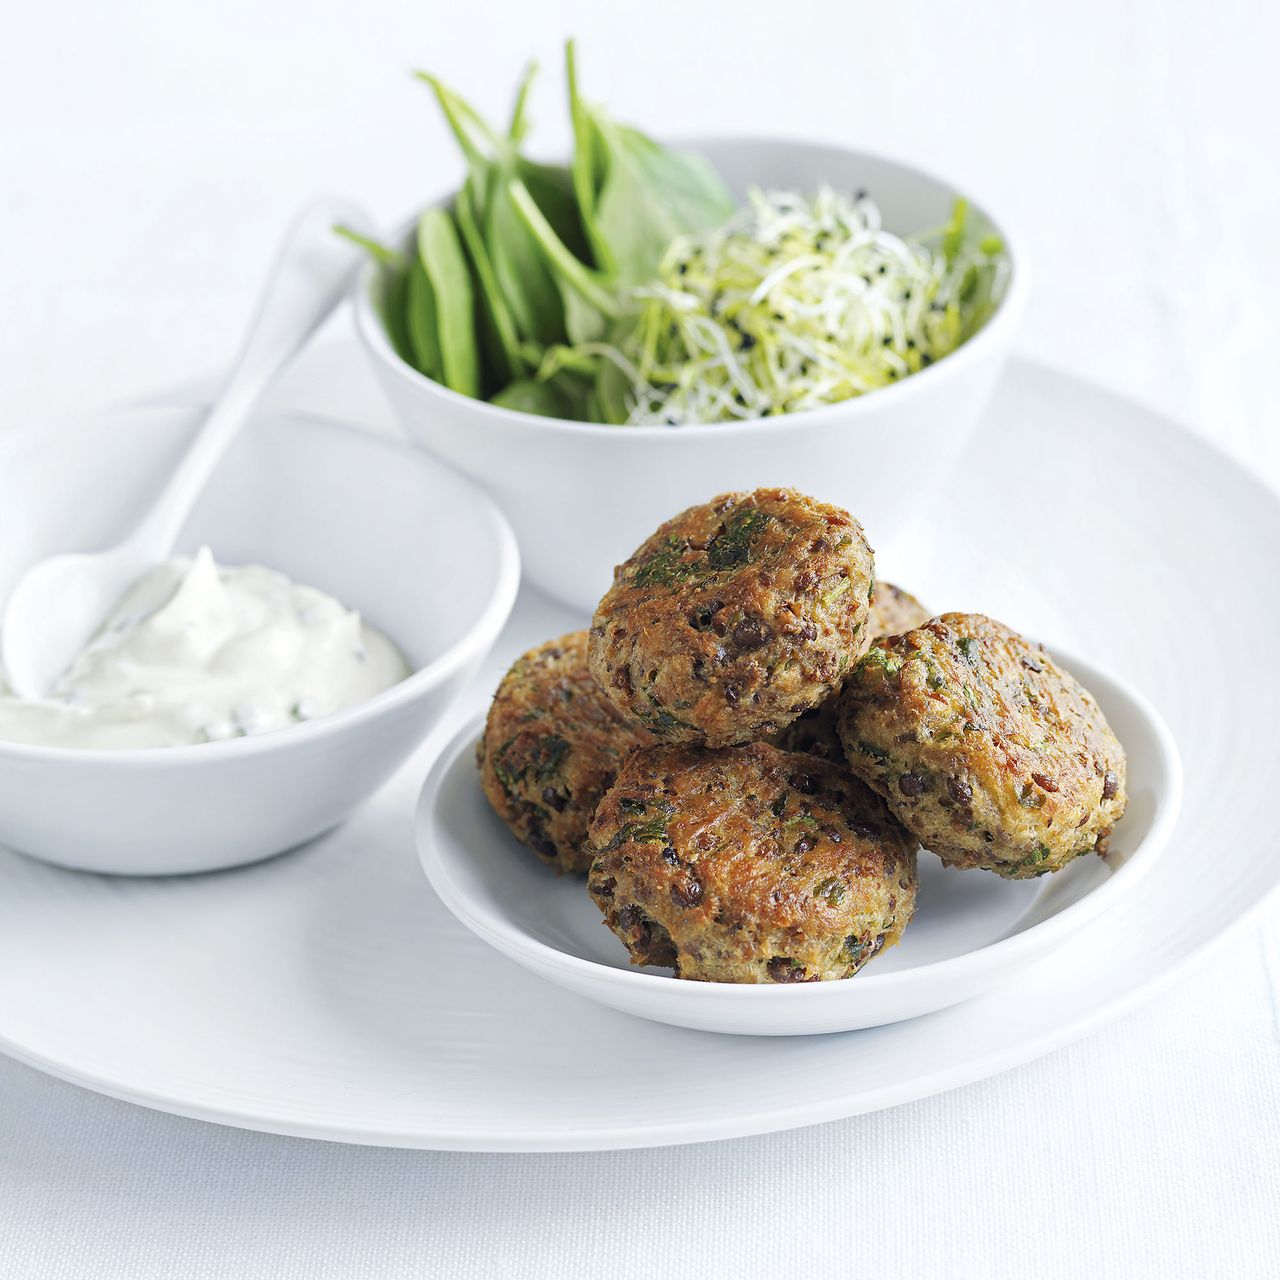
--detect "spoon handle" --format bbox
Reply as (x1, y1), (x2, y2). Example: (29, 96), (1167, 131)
(130, 198), (375, 553)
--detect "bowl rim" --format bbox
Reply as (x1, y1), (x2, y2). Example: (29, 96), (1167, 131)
(416, 646), (1182, 1006)
(0, 403), (521, 767)
(352, 132), (1030, 439)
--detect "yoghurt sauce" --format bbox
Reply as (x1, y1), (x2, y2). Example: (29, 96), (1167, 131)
(0, 547), (409, 750)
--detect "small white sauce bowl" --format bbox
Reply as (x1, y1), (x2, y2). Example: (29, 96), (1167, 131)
(0, 405), (519, 875)
(354, 137), (1028, 613)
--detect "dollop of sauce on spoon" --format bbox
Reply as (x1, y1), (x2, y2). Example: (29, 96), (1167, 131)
(0, 547), (408, 749)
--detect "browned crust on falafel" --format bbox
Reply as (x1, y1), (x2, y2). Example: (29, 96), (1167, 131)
(588, 489), (875, 748)
(586, 742), (917, 982)
(478, 631), (654, 874)
(837, 613), (1127, 879)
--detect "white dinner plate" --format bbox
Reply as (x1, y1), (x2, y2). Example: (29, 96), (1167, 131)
(418, 646), (1182, 1035)
(0, 348), (1276, 1151)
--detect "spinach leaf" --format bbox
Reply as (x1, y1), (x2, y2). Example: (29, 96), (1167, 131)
(519, 161), (593, 265)
(591, 121), (734, 284)
(491, 374), (587, 419)
(506, 178), (619, 319)
(562, 284), (608, 345)
(332, 223), (399, 267)
(565, 39), (613, 271)
(563, 41), (734, 285)
(504, 42), (732, 339)
(454, 180), (523, 388)
(397, 47), (741, 418)
(533, 341), (607, 381)
(507, 59), (537, 144)
(404, 254), (443, 381)
(415, 72), (494, 175)
(417, 208), (480, 397)
(593, 357), (632, 424)
(379, 268), (414, 366)
(418, 72), (566, 349)
(487, 173), (566, 346)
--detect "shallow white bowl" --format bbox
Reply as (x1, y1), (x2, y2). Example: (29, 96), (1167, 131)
(0, 405), (519, 875)
(417, 651), (1179, 1036)
(354, 136), (1028, 613)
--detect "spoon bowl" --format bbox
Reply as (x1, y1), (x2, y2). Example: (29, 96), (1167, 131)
(1, 550), (161, 700)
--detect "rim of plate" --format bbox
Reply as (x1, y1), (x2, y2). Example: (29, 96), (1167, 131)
(352, 132), (1030, 438)
(0, 404), (522, 767)
(416, 645), (1183, 1005)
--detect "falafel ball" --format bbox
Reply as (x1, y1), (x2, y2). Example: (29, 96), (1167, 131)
(588, 489), (875, 748)
(837, 613), (1127, 879)
(586, 742), (918, 982)
(770, 579), (932, 760)
(478, 631), (654, 874)
(868, 580), (932, 639)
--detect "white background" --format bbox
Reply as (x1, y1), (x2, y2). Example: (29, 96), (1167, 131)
(2, 2), (1279, 1276)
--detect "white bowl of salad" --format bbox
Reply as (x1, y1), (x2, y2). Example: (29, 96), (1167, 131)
(351, 47), (1026, 611)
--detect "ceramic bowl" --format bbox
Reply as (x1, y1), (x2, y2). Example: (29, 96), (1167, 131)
(416, 651), (1179, 1036)
(0, 405), (519, 875)
(354, 136), (1028, 612)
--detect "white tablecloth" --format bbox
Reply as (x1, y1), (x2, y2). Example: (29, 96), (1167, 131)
(2, 3), (1278, 1275)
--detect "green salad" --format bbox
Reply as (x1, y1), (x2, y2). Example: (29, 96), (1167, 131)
(343, 43), (1008, 426)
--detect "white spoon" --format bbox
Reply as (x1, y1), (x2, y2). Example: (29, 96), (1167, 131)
(1, 199), (375, 700)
